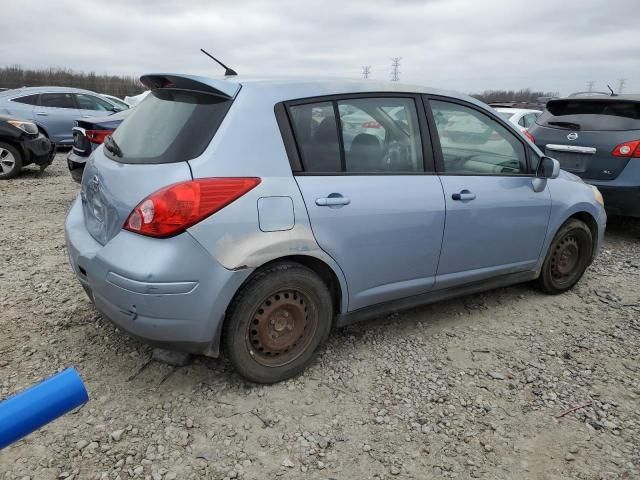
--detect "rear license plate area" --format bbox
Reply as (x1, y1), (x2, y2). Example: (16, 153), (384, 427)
(545, 149), (590, 173)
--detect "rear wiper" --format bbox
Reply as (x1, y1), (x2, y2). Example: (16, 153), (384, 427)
(104, 135), (123, 157)
(548, 121), (581, 130)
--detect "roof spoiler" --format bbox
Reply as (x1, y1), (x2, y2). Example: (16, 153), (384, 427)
(139, 74), (240, 99)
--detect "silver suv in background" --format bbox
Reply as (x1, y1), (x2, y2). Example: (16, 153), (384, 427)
(0, 87), (127, 145)
(65, 74), (605, 383)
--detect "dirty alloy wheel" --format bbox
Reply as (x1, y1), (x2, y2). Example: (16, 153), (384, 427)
(537, 219), (593, 294)
(223, 262), (333, 384)
(0, 142), (23, 180)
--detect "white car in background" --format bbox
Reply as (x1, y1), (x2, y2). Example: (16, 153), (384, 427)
(494, 107), (542, 132)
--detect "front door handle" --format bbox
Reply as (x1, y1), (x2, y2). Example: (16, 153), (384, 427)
(451, 190), (476, 201)
(316, 195), (350, 207)
(35, 112), (48, 116)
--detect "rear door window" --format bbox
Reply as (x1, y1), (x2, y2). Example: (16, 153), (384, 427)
(106, 89), (232, 164)
(39, 93), (75, 109)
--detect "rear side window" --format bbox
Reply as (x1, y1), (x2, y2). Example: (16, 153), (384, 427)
(288, 102), (341, 172)
(107, 89), (232, 164)
(540, 99), (640, 131)
(40, 93), (75, 109)
(12, 94), (39, 105)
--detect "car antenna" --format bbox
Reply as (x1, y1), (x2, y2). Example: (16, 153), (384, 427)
(607, 84), (617, 96)
(200, 49), (238, 76)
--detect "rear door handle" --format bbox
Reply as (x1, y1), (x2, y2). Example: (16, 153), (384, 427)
(316, 195), (350, 207)
(451, 190), (476, 201)
(35, 112), (48, 116)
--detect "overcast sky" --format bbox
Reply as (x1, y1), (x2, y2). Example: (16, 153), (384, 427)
(1, 0), (638, 95)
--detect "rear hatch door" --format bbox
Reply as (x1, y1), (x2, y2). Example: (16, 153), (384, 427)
(531, 97), (640, 180)
(81, 76), (237, 245)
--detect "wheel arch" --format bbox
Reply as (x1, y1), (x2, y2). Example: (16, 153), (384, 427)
(207, 254), (348, 358)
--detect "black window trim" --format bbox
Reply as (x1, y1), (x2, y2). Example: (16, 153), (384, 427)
(423, 94), (538, 177)
(276, 92), (436, 176)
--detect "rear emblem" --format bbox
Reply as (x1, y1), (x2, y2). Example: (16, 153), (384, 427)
(567, 132), (578, 141)
(89, 175), (100, 192)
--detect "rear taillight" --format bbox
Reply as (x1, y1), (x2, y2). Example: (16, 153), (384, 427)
(523, 129), (535, 143)
(611, 140), (640, 157)
(124, 178), (261, 238)
(86, 130), (114, 144)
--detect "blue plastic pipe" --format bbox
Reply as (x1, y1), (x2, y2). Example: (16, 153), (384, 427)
(0, 368), (88, 449)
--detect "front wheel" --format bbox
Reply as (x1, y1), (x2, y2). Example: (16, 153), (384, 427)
(537, 219), (593, 294)
(223, 262), (333, 384)
(0, 142), (23, 180)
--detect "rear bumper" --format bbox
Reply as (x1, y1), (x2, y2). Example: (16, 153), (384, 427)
(67, 150), (88, 183)
(587, 159), (640, 217)
(64, 196), (252, 356)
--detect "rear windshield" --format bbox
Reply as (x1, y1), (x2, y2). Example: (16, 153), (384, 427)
(538, 99), (640, 131)
(106, 89), (232, 164)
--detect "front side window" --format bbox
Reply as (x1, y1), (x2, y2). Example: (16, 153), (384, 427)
(431, 100), (527, 175)
(39, 93), (75, 109)
(288, 102), (341, 172)
(75, 94), (114, 111)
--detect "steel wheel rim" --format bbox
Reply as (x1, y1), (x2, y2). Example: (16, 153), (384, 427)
(246, 290), (317, 367)
(0, 148), (16, 174)
(551, 235), (580, 282)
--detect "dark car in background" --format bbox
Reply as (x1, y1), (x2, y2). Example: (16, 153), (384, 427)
(528, 95), (640, 217)
(67, 109), (129, 182)
(0, 114), (55, 179)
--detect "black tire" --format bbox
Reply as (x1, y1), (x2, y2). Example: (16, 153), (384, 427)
(223, 262), (333, 384)
(0, 142), (23, 180)
(537, 219), (593, 294)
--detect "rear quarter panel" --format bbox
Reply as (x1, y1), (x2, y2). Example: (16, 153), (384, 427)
(186, 89), (349, 312)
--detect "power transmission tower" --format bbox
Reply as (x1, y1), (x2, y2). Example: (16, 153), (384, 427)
(361, 66), (371, 79)
(617, 78), (626, 94)
(390, 57), (402, 82)
(586, 81), (594, 92)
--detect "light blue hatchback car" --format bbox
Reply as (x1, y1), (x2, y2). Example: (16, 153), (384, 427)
(64, 74), (606, 383)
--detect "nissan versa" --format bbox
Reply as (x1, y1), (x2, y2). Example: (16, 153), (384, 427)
(65, 74), (606, 383)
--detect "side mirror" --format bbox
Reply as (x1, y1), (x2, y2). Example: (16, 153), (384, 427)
(537, 156), (560, 179)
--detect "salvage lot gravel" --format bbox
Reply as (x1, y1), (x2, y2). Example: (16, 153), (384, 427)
(1, 153), (639, 480)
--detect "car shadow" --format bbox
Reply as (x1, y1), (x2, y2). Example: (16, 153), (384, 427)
(604, 215), (640, 241)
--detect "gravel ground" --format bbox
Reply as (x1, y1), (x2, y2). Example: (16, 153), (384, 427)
(1, 154), (639, 480)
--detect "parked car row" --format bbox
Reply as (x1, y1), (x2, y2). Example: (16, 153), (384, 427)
(0, 86), (135, 179)
(64, 74), (606, 383)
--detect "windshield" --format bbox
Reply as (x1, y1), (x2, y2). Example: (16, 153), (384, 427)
(106, 89), (232, 164)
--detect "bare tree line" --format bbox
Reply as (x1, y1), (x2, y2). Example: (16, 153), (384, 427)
(0, 65), (144, 98)
(471, 88), (560, 104)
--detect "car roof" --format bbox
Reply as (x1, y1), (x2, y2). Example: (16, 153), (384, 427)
(140, 73), (488, 109)
(0, 86), (98, 98)
(553, 94), (640, 103)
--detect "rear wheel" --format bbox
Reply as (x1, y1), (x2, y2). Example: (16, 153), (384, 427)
(223, 262), (333, 384)
(537, 219), (593, 294)
(0, 142), (23, 180)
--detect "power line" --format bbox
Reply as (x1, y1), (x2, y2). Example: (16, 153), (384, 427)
(586, 81), (595, 92)
(390, 57), (402, 82)
(617, 78), (626, 94)
(361, 66), (371, 79)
